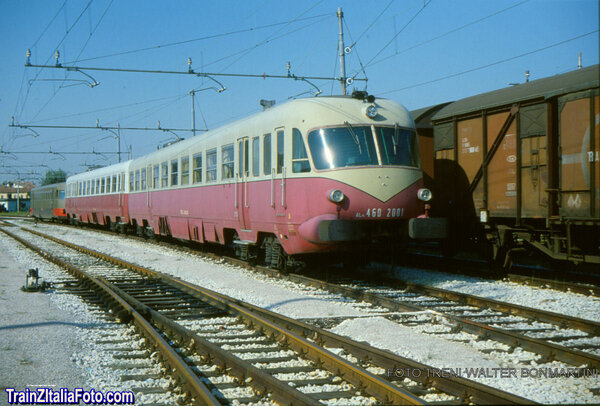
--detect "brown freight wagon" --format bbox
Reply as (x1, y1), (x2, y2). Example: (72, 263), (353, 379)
(430, 65), (599, 265)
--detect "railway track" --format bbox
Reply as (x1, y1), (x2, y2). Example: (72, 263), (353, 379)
(250, 265), (600, 368)
(0, 223), (534, 404)
(8, 215), (598, 297)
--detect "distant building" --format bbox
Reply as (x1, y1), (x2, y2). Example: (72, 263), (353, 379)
(0, 182), (35, 212)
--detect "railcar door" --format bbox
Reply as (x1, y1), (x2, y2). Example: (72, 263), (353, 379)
(274, 128), (287, 218)
(237, 137), (250, 229)
(559, 91), (599, 219)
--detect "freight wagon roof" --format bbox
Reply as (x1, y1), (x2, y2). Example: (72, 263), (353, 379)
(410, 102), (452, 128)
(432, 65), (599, 121)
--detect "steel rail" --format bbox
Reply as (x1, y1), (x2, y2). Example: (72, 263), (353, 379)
(16, 224), (535, 404)
(103, 279), (323, 406)
(507, 274), (600, 297)
(16, 226), (425, 405)
(13, 220), (600, 369)
(389, 278), (600, 336)
(0, 226), (220, 406)
(257, 267), (600, 368)
(206, 288), (536, 405)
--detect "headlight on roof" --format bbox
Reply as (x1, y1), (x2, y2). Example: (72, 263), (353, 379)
(417, 188), (432, 202)
(329, 189), (345, 203)
(363, 104), (378, 119)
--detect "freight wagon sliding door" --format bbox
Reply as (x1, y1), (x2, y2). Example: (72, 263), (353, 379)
(519, 104), (548, 218)
(559, 90), (599, 219)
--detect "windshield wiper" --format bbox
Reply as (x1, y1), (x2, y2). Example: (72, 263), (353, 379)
(344, 121), (362, 154)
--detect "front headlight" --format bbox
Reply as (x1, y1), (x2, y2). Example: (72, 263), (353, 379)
(417, 188), (432, 202)
(363, 104), (378, 119)
(329, 189), (345, 203)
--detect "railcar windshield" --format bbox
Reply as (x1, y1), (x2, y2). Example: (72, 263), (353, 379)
(307, 125), (419, 170)
(308, 126), (378, 170)
(375, 126), (419, 167)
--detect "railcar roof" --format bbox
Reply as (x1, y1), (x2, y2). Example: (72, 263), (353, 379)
(432, 65), (599, 121)
(67, 160), (132, 182)
(31, 182), (65, 191)
(129, 95), (412, 166)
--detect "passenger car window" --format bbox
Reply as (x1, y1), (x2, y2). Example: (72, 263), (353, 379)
(193, 153), (202, 183)
(181, 157), (189, 185)
(171, 159), (178, 186)
(222, 144), (234, 180)
(153, 165), (159, 188)
(206, 149), (217, 182)
(292, 128), (310, 173)
(252, 137), (260, 177)
(276, 130), (284, 174)
(161, 162), (168, 188)
(263, 134), (271, 176)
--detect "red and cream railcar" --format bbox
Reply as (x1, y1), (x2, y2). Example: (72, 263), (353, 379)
(65, 161), (131, 231)
(67, 94), (438, 266)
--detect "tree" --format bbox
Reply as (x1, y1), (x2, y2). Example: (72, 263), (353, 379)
(41, 169), (67, 185)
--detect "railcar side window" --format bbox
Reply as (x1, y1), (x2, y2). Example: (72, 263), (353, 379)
(222, 144), (234, 180)
(141, 168), (147, 190)
(292, 128), (310, 173)
(153, 165), (159, 188)
(263, 134), (271, 176)
(193, 153), (202, 183)
(129, 172), (134, 192)
(120, 173), (124, 192)
(252, 137), (260, 177)
(135, 170), (140, 191)
(237, 140), (249, 177)
(91, 179), (95, 195)
(277, 130), (284, 174)
(375, 126), (420, 167)
(171, 159), (178, 186)
(161, 162), (168, 188)
(181, 157), (189, 185)
(206, 149), (217, 182)
(101, 177), (106, 194)
(112, 175), (117, 193)
(107, 177), (111, 193)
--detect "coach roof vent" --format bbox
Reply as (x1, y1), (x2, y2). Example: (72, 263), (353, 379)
(260, 99), (276, 110)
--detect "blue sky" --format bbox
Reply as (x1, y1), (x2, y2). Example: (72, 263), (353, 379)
(0, 0), (598, 183)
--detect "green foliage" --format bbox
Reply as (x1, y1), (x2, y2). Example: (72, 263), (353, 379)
(41, 169), (67, 186)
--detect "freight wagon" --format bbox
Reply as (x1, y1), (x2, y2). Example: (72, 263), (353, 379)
(430, 65), (599, 265)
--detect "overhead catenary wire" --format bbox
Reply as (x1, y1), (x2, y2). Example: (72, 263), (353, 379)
(378, 30), (599, 95)
(367, 0), (532, 68)
(28, 92), (187, 124)
(30, 0), (112, 123)
(62, 13), (331, 65)
(18, 0), (95, 124)
(363, 0), (432, 69)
